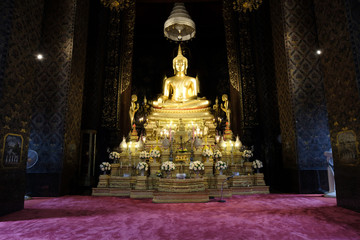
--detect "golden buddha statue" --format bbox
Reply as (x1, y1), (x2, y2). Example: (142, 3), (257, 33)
(152, 44), (209, 109)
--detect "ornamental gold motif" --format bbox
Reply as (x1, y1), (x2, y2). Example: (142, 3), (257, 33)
(233, 0), (263, 13)
(101, 0), (131, 11)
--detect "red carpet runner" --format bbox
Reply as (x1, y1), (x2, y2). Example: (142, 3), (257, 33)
(0, 194), (359, 240)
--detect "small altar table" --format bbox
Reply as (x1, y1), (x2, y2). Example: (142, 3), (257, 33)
(153, 178), (209, 203)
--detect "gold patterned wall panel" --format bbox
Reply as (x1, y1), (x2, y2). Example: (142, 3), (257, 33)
(283, 0), (330, 170)
(101, 10), (121, 129)
(118, 1), (135, 137)
(223, 0), (244, 137)
(223, 0), (241, 93)
(270, 0), (331, 171)
(63, 0), (89, 192)
(237, 13), (258, 130)
(223, 0), (259, 139)
(270, 0), (298, 169)
(29, 0), (77, 173)
(101, 1), (135, 141)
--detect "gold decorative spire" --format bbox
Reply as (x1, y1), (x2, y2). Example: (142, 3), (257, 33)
(177, 44), (183, 56)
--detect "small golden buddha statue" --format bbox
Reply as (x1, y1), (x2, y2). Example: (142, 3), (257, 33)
(152, 44), (209, 109)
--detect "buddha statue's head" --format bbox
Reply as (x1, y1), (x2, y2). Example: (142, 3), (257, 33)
(173, 44), (188, 75)
(131, 94), (138, 102)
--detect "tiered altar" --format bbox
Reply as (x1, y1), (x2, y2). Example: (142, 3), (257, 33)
(92, 45), (269, 202)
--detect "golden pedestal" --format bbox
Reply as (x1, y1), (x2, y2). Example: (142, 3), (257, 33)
(244, 162), (253, 174)
(157, 178), (206, 192)
(135, 176), (147, 190)
(97, 175), (109, 188)
(109, 176), (131, 188)
(232, 175), (253, 187)
(254, 173), (266, 186)
(153, 178), (209, 203)
(204, 161), (213, 177)
(92, 187), (110, 196)
(150, 162), (160, 177)
(216, 174), (228, 189)
(110, 163), (120, 176)
(130, 176), (153, 198)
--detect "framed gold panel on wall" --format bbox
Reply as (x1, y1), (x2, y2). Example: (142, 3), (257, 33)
(1, 133), (23, 168)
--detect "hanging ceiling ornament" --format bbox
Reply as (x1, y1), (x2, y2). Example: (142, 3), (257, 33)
(100, 0), (131, 11)
(164, 3), (196, 42)
(233, 0), (263, 13)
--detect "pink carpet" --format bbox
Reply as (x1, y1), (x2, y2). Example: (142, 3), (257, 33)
(1, 194), (359, 240)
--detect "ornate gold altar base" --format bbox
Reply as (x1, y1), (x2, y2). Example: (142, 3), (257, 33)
(92, 174), (270, 202)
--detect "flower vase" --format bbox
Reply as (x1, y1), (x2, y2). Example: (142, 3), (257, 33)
(219, 170), (223, 175)
(256, 169), (260, 174)
(103, 171), (107, 175)
(153, 158), (157, 164)
(206, 157), (210, 163)
(140, 169), (145, 176)
(167, 171), (172, 178)
(195, 171), (200, 178)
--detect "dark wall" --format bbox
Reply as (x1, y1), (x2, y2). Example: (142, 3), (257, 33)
(269, 0), (331, 193)
(27, 0), (88, 196)
(0, 0), (44, 215)
(314, 0), (360, 212)
(251, 0), (283, 191)
(344, 0), (360, 95)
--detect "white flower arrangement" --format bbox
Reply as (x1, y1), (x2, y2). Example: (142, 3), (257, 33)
(100, 162), (111, 171)
(189, 161), (205, 171)
(215, 160), (227, 170)
(243, 149), (253, 159)
(202, 148), (213, 157)
(161, 161), (176, 171)
(137, 162), (149, 171)
(109, 151), (121, 160)
(139, 151), (150, 159)
(150, 149), (161, 158)
(252, 159), (263, 169)
(213, 150), (222, 159)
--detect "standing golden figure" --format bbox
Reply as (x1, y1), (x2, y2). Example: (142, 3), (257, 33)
(221, 94), (231, 128)
(129, 94), (139, 126)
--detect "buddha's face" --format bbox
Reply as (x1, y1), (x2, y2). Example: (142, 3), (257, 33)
(175, 59), (186, 73)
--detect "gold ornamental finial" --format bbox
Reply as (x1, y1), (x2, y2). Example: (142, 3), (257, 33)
(177, 44), (183, 56)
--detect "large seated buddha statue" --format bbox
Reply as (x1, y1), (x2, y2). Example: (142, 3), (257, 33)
(152, 45), (210, 110)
